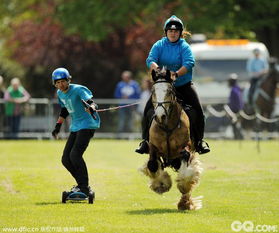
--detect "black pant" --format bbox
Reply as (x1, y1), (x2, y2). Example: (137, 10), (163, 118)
(61, 129), (95, 189)
(141, 81), (205, 143)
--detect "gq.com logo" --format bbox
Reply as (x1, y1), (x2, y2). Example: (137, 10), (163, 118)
(231, 221), (278, 232)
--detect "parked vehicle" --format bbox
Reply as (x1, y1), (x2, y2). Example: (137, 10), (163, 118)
(191, 38), (270, 100)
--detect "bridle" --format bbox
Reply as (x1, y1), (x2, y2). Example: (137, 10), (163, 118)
(151, 78), (182, 133)
(152, 79), (176, 121)
(151, 78), (183, 164)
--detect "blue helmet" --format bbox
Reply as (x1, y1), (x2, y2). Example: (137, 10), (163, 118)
(52, 68), (71, 84)
(164, 15), (184, 32)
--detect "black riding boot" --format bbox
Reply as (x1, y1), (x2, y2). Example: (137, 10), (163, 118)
(135, 100), (153, 154)
(194, 114), (210, 154)
(135, 114), (150, 154)
(196, 140), (210, 154)
(135, 140), (149, 154)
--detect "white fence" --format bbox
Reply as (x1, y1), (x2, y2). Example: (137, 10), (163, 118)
(0, 98), (143, 139)
(0, 98), (278, 139)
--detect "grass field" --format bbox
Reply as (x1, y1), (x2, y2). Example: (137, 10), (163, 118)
(0, 139), (278, 233)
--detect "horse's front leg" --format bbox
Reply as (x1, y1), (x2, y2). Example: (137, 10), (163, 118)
(176, 153), (203, 210)
(139, 144), (172, 194)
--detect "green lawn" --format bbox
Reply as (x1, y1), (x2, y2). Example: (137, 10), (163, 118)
(0, 140), (278, 233)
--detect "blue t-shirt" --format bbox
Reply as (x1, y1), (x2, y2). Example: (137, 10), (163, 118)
(114, 80), (141, 99)
(246, 57), (269, 76)
(146, 37), (195, 87)
(57, 84), (100, 132)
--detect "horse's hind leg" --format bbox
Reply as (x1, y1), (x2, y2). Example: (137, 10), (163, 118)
(176, 154), (203, 210)
(139, 146), (172, 194)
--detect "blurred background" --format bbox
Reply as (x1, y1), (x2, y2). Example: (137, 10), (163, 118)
(0, 0), (278, 139)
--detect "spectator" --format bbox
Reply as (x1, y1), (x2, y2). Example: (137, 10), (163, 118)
(137, 77), (152, 116)
(246, 48), (269, 104)
(228, 73), (244, 113)
(227, 73), (244, 139)
(114, 70), (141, 133)
(4, 78), (30, 138)
(0, 75), (5, 98)
(0, 76), (5, 132)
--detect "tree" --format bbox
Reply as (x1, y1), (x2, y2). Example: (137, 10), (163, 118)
(56, 0), (169, 41)
(2, 0), (279, 98)
(234, 0), (279, 56)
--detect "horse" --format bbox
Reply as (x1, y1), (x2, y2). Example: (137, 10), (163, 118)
(139, 67), (203, 210)
(241, 59), (279, 135)
(254, 59), (279, 118)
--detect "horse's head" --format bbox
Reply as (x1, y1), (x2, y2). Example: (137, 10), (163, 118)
(151, 67), (176, 125)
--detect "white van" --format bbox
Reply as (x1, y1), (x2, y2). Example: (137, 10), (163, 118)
(191, 39), (270, 102)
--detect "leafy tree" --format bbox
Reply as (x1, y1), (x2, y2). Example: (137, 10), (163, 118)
(56, 0), (169, 41)
(1, 0), (279, 98)
(234, 0), (279, 56)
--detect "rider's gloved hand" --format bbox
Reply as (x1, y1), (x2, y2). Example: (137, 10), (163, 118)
(82, 100), (97, 119)
(92, 103), (98, 110)
(88, 104), (97, 114)
(52, 122), (62, 139)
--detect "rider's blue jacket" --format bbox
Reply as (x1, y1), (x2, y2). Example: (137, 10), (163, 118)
(146, 37), (195, 87)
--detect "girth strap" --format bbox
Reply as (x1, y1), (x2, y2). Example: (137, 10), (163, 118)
(157, 117), (181, 165)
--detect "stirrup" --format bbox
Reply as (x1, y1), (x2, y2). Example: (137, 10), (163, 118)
(135, 140), (149, 154)
(196, 140), (210, 154)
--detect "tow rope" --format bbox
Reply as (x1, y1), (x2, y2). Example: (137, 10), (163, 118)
(96, 102), (141, 112)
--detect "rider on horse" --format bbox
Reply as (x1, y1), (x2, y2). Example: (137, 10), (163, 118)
(135, 15), (210, 155)
(246, 48), (269, 105)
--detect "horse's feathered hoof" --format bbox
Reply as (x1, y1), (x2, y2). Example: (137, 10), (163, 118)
(177, 195), (203, 210)
(150, 171), (172, 194)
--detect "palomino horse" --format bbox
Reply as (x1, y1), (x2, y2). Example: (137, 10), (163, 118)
(139, 67), (203, 210)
